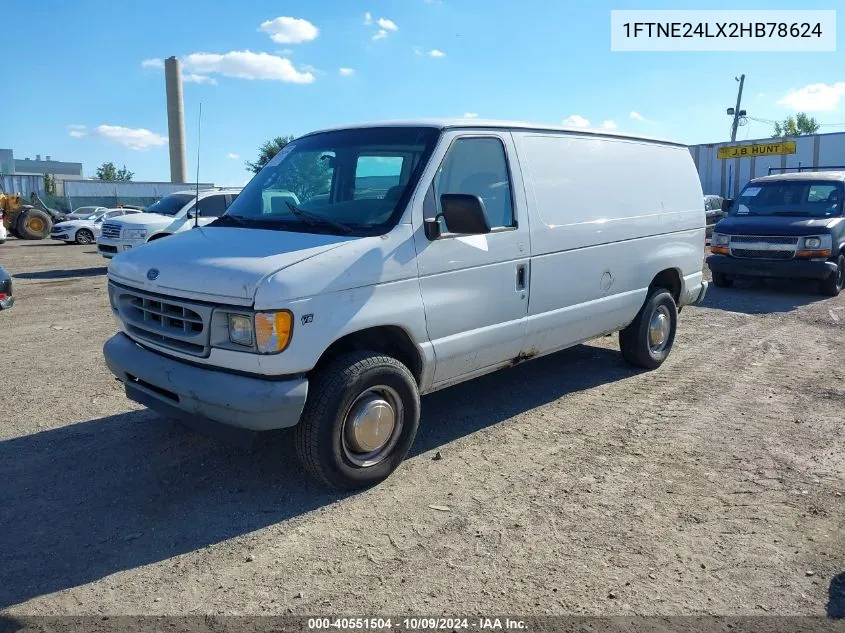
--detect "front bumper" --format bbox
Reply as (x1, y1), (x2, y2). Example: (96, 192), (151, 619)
(103, 333), (309, 431)
(51, 233), (70, 241)
(97, 237), (143, 259)
(707, 254), (837, 281)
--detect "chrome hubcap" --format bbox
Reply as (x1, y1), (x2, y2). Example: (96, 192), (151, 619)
(648, 306), (671, 353)
(342, 386), (403, 467)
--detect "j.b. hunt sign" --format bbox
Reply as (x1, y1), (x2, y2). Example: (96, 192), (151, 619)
(717, 141), (797, 159)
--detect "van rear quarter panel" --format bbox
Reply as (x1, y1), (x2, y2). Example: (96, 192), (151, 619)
(513, 132), (704, 352)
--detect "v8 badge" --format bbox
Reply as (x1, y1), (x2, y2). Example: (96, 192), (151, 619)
(301, 314), (314, 325)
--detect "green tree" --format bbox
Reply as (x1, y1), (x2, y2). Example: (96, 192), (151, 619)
(246, 135), (295, 174)
(95, 162), (134, 181)
(43, 173), (56, 196)
(772, 112), (820, 137)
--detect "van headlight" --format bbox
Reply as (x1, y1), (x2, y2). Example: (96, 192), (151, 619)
(711, 233), (730, 247)
(227, 314), (254, 347)
(802, 235), (830, 250)
(225, 311), (292, 353)
(123, 229), (147, 240)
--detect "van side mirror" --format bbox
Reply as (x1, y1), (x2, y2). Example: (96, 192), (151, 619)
(433, 193), (491, 237)
(721, 198), (733, 212)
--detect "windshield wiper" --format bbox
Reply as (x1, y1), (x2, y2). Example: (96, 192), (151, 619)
(212, 214), (249, 227)
(285, 200), (352, 234)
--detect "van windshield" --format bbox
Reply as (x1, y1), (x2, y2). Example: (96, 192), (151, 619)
(219, 126), (441, 235)
(729, 181), (844, 218)
(145, 194), (194, 216)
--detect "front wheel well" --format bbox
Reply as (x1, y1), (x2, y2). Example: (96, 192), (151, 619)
(314, 326), (424, 386)
(649, 268), (682, 303)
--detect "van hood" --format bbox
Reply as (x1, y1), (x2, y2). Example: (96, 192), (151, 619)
(107, 226), (353, 304)
(715, 215), (844, 236)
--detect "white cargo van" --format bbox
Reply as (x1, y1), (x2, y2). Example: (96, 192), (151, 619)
(103, 120), (707, 489)
(96, 188), (241, 258)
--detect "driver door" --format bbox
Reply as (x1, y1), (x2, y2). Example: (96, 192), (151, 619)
(412, 131), (531, 387)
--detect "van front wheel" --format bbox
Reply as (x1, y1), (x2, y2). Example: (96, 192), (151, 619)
(619, 288), (678, 370)
(295, 351), (421, 490)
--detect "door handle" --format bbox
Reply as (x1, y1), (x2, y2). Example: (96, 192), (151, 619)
(516, 263), (527, 291)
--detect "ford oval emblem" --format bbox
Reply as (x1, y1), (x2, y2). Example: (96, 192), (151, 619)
(147, 268), (160, 281)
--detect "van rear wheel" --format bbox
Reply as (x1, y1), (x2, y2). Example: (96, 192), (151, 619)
(295, 351), (420, 490)
(619, 288), (678, 370)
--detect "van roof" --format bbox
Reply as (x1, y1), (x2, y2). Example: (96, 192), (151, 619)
(300, 118), (686, 148)
(751, 171), (845, 183)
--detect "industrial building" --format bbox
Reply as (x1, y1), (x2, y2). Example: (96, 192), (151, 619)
(0, 148), (83, 196)
(689, 131), (845, 199)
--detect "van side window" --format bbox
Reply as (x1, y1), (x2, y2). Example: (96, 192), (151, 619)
(434, 137), (514, 228)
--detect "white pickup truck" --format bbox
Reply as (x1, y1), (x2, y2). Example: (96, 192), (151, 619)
(103, 119), (707, 490)
(96, 188), (241, 258)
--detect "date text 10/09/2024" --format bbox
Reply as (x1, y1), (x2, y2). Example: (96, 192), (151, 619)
(621, 22), (823, 38)
(307, 618), (527, 630)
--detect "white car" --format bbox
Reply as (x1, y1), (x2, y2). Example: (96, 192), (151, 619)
(96, 188), (241, 258)
(66, 206), (107, 220)
(103, 119), (707, 490)
(51, 208), (141, 245)
(0, 215), (6, 244)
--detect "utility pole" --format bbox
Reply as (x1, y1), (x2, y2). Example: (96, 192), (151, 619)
(729, 74), (745, 142)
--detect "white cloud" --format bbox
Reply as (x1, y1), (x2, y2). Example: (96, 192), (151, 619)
(339, 67), (356, 76)
(378, 18), (398, 31)
(428, 49), (445, 58)
(276, 48), (294, 56)
(226, 153), (240, 160)
(413, 46), (423, 55)
(756, 92), (765, 98)
(364, 12), (372, 25)
(68, 125), (87, 138)
(141, 58), (164, 69)
(372, 29), (388, 41)
(95, 125), (167, 151)
(562, 114), (590, 128)
(463, 112), (478, 118)
(184, 73), (217, 85)
(777, 82), (845, 111)
(182, 51), (314, 84)
(629, 111), (645, 121)
(259, 16), (319, 44)
(601, 120), (617, 130)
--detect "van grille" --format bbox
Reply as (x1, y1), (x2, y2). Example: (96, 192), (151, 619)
(731, 248), (794, 260)
(730, 235), (798, 245)
(728, 235), (797, 260)
(111, 284), (213, 356)
(101, 223), (122, 239)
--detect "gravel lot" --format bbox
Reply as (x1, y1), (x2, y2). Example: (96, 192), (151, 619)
(0, 237), (843, 618)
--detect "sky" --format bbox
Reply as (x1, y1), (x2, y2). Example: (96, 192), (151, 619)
(5, 0), (845, 187)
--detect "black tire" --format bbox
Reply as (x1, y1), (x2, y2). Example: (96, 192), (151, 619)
(711, 271), (733, 288)
(75, 228), (95, 245)
(619, 288), (678, 370)
(820, 254), (845, 297)
(295, 351), (420, 490)
(16, 208), (52, 240)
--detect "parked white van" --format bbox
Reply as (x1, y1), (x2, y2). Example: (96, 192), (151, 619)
(103, 120), (707, 489)
(96, 188), (241, 258)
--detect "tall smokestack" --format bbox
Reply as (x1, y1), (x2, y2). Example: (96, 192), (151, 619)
(164, 56), (187, 184)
